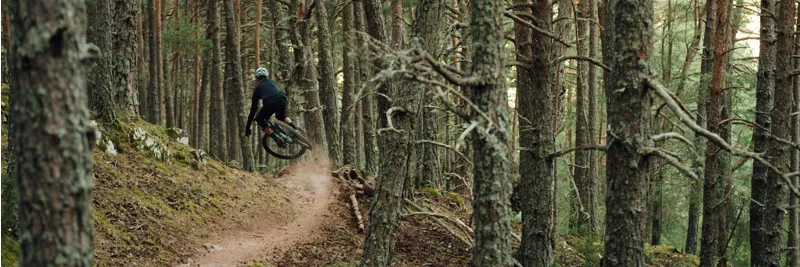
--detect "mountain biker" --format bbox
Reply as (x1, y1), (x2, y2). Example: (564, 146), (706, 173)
(245, 67), (299, 146)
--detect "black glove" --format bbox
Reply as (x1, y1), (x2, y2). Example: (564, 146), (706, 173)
(245, 128), (252, 137)
(289, 122), (300, 131)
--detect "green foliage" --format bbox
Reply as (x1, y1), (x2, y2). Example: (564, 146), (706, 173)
(573, 236), (603, 267)
(421, 187), (442, 198)
(1, 236), (20, 266)
(445, 192), (465, 208)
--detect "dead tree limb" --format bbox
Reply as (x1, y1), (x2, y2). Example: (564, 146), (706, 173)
(546, 144), (607, 158)
(350, 194), (365, 231)
(648, 78), (800, 197)
(504, 11), (572, 47)
(645, 147), (701, 181)
(552, 55), (612, 71)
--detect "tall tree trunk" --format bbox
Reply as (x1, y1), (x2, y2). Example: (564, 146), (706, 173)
(698, 0), (732, 263)
(468, 1), (514, 266)
(255, 0), (262, 67)
(317, 0), (342, 166)
(754, 0), (795, 264)
(147, 0), (161, 123)
(224, 0), (256, 171)
(600, 0), (653, 263)
(11, 0), (95, 263)
(290, 0), (326, 151)
(750, 0), (782, 263)
(789, 5), (800, 266)
(418, 1), (444, 189)
(684, 0), (705, 254)
(341, 1), (358, 167)
(137, 0), (148, 117)
(156, 0), (165, 123)
(572, 0), (597, 235)
(650, 0), (674, 246)
(209, 0), (228, 161)
(355, 0), (378, 176)
(452, 0), (473, 200)
(87, 0), (117, 122)
(114, 0), (139, 115)
(516, 0), (556, 265)
(358, 0), (410, 264)
(269, 0), (293, 83)
(225, 58), (243, 163)
(163, 0), (175, 128)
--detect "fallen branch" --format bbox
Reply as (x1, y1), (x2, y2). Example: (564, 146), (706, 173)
(350, 194), (365, 231)
(403, 199), (474, 248)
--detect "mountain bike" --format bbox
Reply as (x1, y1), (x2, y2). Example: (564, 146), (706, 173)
(261, 120), (313, 159)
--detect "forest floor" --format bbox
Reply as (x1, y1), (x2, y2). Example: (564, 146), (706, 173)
(0, 114), (700, 266)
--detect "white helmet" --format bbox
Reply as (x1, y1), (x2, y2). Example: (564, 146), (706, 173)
(255, 67), (268, 79)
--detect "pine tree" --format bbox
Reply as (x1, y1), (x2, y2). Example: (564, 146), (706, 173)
(600, 0), (653, 263)
(11, 0), (95, 264)
(515, 0), (556, 265)
(468, 0), (514, 265)
(223, 0), (256, 171)
(317, 0), (342, 166)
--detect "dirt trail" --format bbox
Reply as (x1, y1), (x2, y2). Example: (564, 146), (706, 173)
(192, 159), (335, 267)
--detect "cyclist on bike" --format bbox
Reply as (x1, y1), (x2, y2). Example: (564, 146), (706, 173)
(245, 67), (299, 146)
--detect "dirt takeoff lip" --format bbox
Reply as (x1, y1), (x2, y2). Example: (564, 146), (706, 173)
(192, 159), (335, 267)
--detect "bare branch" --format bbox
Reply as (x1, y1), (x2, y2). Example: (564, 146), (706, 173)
(415, 140), (470, 163)
(552, 56), (612, 71)
(645, 147), (701, 181)
(445, 173), (474, 200)
(504, 11), (572, 47)
(377, 107), (405, 135)
(546, 145), (607, 158)
(647, 78), (800, 197)
(651, 132), (694, 147)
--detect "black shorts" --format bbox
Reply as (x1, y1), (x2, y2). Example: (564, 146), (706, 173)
(255, 95), (288, 130)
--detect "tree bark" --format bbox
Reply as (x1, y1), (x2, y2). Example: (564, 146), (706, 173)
(113, 0), (139, 115)
(224, 0), (256, 171)
(355, 0), (378, 176)
(418, 0), (445, 190)
(789, 4), (800, 266)
(358, 0), (410, 265)
(269, 0), (294, 83)
(255, 0), (262, 67)
(225, 57), (243, 163)
(10, 0), (95, 263)
(341, 1), (358, 167)
(290, 0), (327, 151)
(698, 0), (732, 263)
(600, 0), (653, 263)
(683, 0), (705, 254)
(516, 0), (556, 265)
(147, 0), (161, 123)
(209, 0), (228, 161)
(750, 0), (782, 263)
(317, 0), (342, 166)
(572, 0), (597, 235)
(753, 0), (795, 264)
(163, 0), (174, 128)
(87, 0), (117, 122)
(468, 1), (514, 266)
